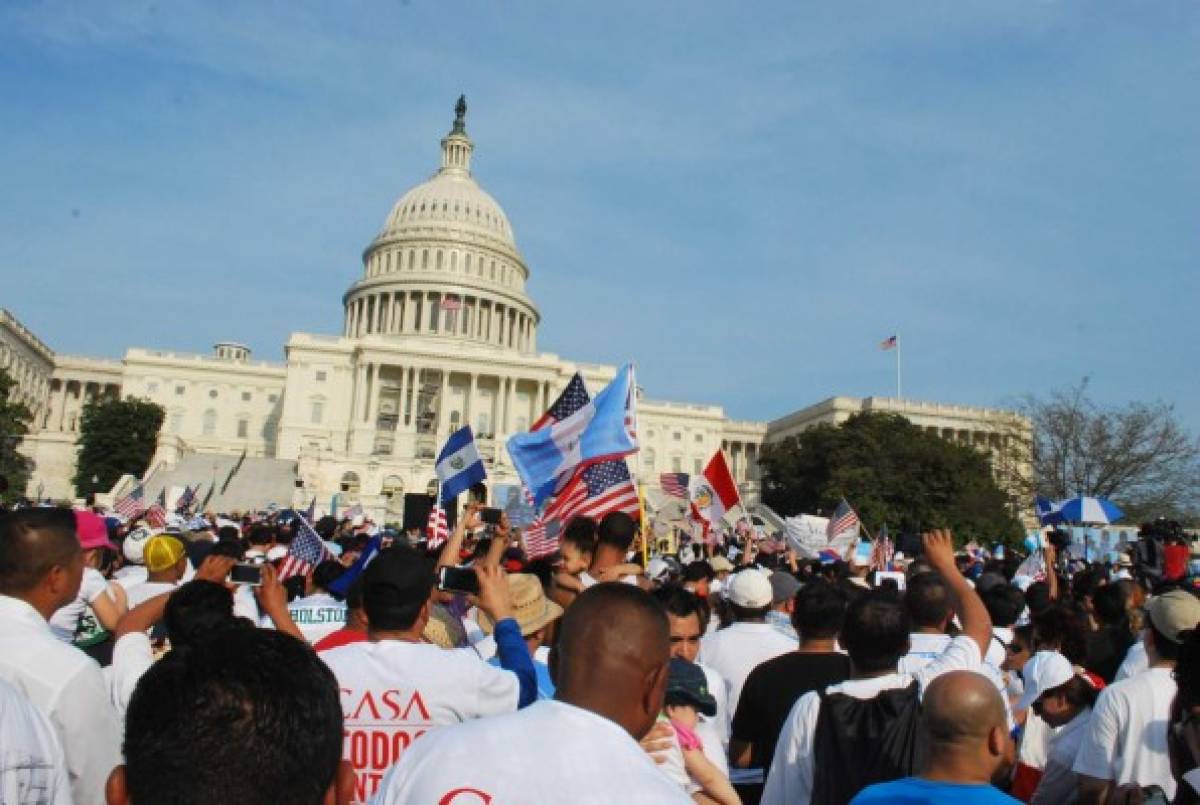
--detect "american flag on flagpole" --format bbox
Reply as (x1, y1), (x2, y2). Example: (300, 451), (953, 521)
(114, 483), (146, 519)
(880, 335), (898, 351)
(826, 498), (860, 540)
(531, 373), (589, 431)
(174, 484), (197, 513)
(279, 513), (333, 580)
(659, 472), (690, 499)
(523, 460), (640, 559)
(144, 490), (168, 529)
(426, 503), (450, 548)
(869, 524), (894, 572)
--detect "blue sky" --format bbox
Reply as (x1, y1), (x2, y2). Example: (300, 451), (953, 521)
(3, 2), (1197, 430)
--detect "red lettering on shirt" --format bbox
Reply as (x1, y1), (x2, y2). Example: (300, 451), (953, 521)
(438, 788), (494, 805)
(401, 689), (431, 721)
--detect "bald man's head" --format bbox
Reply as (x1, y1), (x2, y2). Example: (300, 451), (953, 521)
(0, 508), (79, 594)
(552, 583), (671, 739)
(922, 670), (1007, 748)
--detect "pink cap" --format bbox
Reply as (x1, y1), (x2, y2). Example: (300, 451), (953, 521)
(75, 510), (117, 551)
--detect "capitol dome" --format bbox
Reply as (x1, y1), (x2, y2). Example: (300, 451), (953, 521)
(342, 97), (540, 354)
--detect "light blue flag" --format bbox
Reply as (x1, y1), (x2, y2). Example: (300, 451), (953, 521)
(506, 363), (638, 505)
(327, 534), (382, 598)
(436, 426), (488, 504)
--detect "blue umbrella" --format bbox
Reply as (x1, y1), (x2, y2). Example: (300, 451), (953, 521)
(1053, 496), (1124, 525)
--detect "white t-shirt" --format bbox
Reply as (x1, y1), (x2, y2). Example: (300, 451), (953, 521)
(1031, 707), (1091, 805)
(110, 631), (155, 718)
(0, 595), (122, 805)
(1072, 666), (1176, 799)
(897, 632), (952, 675)
(700, 622), (796, 717)
(49, 567), (110, 641)
(369, 699), (694, 804)
(0, 675), (71, 805)
(762, 634), (984, 805)
(1019, 711), (1059, 769)
(286, 592), (348, 644)
(321, 638), (520, 803)
(699, 661), (731, 751)
(112, 564), (148, 590)
(1114, 638), (1149, 682)
(125, 580), (178, 609)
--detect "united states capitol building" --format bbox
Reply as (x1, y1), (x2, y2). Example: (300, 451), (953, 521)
(2, 99), (1029, 523)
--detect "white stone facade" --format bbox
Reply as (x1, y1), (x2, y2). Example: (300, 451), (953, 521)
(11, 100), (1025, 518)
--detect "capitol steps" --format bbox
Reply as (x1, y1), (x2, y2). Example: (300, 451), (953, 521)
(143, 453), (298, 515)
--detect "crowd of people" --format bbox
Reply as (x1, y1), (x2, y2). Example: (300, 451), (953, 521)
(0, 496), (1198, 804)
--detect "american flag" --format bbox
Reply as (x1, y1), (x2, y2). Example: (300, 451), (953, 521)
(279, 513), (333, 580)
(427, 503), (449, 548)
(114, 483), (146, 519)
(869, 524), (894, 571)
(174, 484), (197, 513)
(659, 472), (690, 499)
(880, 335), (898, 351)
(826, 498), (860, 540)
(531, 373), (589, 431)
(439, 296), (463, 311)
(524, 460), (641, 559)
(144, 490), (168, 529)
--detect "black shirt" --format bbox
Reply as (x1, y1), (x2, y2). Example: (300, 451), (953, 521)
(731, 651), (852, 772)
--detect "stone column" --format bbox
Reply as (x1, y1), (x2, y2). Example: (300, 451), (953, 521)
(438, 370), (452, 437)
(536, 380), (546, 417)
(467, 373), (478, 431)
(367, 363), (381, 428)
(394, 365), (405, 432)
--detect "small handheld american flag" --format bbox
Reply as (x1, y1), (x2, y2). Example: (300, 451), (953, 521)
(826, 498), (860, 540)
(279, 513), (333, 580)
(426, 503), (449, 548)
(659, 472), (689, 499)
(114, 483), (146, 519)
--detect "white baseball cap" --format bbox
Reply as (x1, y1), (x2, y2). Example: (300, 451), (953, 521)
(1016, 650), (1074, 711)
(122, 527), (155, 565)
(727, 568), (773, 608)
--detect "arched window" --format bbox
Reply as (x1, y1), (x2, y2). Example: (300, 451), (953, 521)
(382, 475), (405, 514)
(340, 472), (361, 494)
(202, 409), (217, 436)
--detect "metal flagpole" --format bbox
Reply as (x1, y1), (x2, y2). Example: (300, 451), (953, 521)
(896, 332), (903, 400)
(628, 363), (650, 565)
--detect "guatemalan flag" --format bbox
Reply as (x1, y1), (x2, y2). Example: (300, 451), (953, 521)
(436, 426), (488, 505)
(507, 364), (638, 506)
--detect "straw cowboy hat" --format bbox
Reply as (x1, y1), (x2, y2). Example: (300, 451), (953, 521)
(476, 573), (563, 637)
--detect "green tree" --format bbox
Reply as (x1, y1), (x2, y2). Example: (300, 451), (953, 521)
(72, 397), (165, 498)
(0, 368), (34, 505)
(759, 412), (1023, 545)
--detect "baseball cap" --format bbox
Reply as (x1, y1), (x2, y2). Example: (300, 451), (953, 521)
(122, 527), (155, 564)
(144, 535), (186, 573)
(727, 568), (772, 608)
(710, 556), (734, 573)
(362, 546), (435, 616)
(664, 657), (717, 717)
(1147, 589), (1200, 644)
(74, 510), (117, 551)
(1016, 650), (1074, 711)
(769, 571), (802, 604)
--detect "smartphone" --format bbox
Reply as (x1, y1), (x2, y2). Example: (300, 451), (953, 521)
(229, 563), (263, 587)
(437, 565), (480, 596)
(480, 507), (503, 525)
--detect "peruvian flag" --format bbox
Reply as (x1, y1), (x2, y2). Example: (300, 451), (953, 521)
(688, 450), (741, 529)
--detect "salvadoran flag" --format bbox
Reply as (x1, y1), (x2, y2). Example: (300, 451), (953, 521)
(436, 426), (488, 504)
(507, 364), (638, 506)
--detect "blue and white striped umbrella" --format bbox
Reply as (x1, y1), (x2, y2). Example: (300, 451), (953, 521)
(1053, 496), (1124, 525)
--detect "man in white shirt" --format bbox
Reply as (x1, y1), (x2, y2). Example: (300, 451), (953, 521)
(762, 529), (994, 805)
(700, 568), (795, 717)
(124, 534), (188, 608)
(320, 545), (532, 803)
(896, 571), (953, 674)
(0, 675), (71, 805)
(1073, 589), (1200, 803)
(286, 559), (349, 643)
(0, 508), (122, 805)
(370, 582), (693, 804)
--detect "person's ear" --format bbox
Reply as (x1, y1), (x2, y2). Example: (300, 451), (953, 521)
(987, 724), (1006, 757)
(322, 760), (355, 805)
(105, 765), (130, 805)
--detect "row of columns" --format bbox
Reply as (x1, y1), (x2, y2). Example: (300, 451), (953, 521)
(723, 440), (762, 484)
(344, 291), (535, 352)
(0, 347), (51, 420)
(43, 379), (121, 433)
(350, 361), (554, 458)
